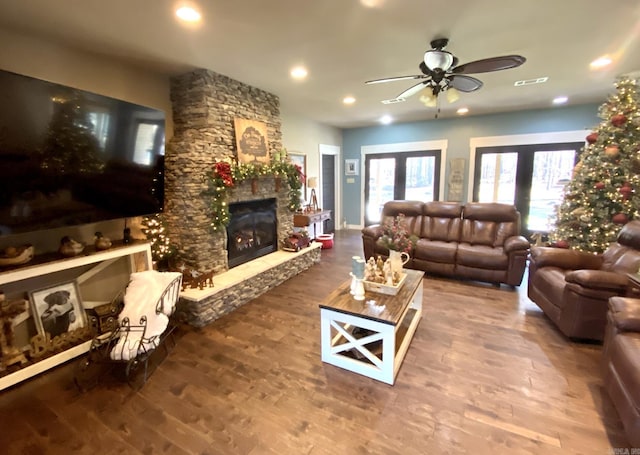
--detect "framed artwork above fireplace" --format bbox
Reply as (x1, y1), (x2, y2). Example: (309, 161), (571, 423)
(234, 118), (270, 164)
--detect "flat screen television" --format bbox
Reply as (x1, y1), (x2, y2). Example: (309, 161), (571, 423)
(0, 69), (165, 236)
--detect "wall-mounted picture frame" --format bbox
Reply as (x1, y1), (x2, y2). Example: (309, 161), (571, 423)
(289, 153), (307, 197)
(234, 118), (270, 164)
(29, 280), (87, 338)
(345, 159), (359, 176)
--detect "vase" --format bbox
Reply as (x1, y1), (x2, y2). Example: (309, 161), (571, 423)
(389, 250), (410, 278)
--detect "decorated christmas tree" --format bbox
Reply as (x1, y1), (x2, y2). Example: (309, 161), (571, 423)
(550, 74), (640, 252)
(141, 213), (175, 267)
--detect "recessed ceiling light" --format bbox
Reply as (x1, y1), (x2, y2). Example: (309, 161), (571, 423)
(380, 115), (392, 125)
(553, 96), (568, 105)
(343, 96), (356, 105)
(176, 6), (201, 22)
(290, 66), (308, 80)
(456, 107), (469, 115)
(590, 56), (612, 69)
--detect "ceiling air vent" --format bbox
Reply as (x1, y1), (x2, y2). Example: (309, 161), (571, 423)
(381, 98), (406, 104)
(514, 77), (548, 87)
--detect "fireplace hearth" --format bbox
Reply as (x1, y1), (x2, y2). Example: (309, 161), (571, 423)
(227, 198), (277, 268)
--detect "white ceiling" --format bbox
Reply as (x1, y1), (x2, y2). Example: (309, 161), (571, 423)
(1, 0), (639, 129)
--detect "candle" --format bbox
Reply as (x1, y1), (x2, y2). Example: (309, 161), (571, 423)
(351, 256), (361, 277)
(355, 259), (366, 280)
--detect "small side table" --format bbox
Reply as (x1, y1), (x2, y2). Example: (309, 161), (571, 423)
(294, 210), (331, 239)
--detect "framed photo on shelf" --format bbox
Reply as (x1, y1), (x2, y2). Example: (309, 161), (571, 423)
(289, 153), (307, 197)
(345, 159), (359, 176)
(29, 280), (87, 338)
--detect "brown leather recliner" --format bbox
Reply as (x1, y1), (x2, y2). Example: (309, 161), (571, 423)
(528, 220), (640, 341)
(602, 296), (640, 448)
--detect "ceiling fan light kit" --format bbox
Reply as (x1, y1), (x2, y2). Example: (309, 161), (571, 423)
(366, 38), (526, 109)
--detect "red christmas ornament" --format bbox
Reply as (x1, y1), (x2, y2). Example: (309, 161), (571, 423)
(586, 132), (598, 144)
(612, 213), (629, 225)
(611, 114), (627, 127)
(595, 181), (605, 190)
(619, 184), (633, 201)
(605, 145), (620, 157)
(554, 240), (570, 249)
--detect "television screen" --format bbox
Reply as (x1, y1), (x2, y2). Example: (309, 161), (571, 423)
(0, 69), (165, 236)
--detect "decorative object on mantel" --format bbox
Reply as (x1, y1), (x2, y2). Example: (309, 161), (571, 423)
(94, 232), (112, 251)
(282, 230), (310, 252)
(206, 150), (305, 231)
(0, 244), (34, 267)
(0, 293), (29, 370)
(234, 118), (269, 164)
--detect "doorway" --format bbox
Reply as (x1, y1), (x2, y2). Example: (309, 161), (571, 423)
(364, 150), (441, 225)
(473, 142), (582, 236)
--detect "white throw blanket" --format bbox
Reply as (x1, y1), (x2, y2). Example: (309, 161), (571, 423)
(110, 271), (181, 361)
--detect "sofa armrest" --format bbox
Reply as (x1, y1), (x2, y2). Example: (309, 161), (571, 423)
(362, 224), (383, 239)
(362, 224), (384, 259)
(530, 246), (603, 270)
(504, 235), (530, 253)
(608, 297), (640, 332)
(565, 269), (629, 292)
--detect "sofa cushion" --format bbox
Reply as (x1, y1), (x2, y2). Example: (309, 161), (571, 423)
(414, 238), (457, 263)
(456, 243), (507, 269)
(421, 201), (462, 241)
(460, 220), (497, 246)
(609, 332), (640, 412)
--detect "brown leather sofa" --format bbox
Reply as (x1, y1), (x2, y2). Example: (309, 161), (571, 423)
(528, 220), (640, 341)
(361, 200), (530, 286)
(602, 296), (640, 448)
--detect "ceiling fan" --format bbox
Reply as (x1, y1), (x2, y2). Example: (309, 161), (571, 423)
(366, 38), (526, 107)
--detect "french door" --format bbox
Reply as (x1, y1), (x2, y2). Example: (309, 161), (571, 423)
(473, 142), (583, 236)
(364, 150), (441, 225)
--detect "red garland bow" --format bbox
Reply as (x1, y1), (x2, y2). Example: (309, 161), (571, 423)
(214, 162), (234, 187)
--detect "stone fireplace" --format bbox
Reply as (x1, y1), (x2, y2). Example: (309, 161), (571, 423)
(163, 69), (320, 327)
(164, 68), (291, 273)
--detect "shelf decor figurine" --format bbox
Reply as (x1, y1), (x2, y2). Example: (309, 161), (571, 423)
(0, 244), (34, 267)
(58, 236), (85, 257)
(94, 232), (112, 251)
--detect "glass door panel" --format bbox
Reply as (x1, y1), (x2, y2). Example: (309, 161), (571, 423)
(366, 158), (396, 223)
(528, 150), (576, 232)
(405, 156), (436, 201)
(477, 152), (518, 204)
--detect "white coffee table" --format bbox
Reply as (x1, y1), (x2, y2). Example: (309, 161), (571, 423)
(319, 269), (424, 385)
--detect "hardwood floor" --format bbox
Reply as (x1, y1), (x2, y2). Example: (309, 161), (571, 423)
(0, 230), (632, 454)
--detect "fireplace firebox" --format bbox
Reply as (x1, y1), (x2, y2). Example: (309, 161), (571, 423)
(227, 198), (278, 268)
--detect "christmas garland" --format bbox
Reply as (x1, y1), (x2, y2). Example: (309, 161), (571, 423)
(206, 154), (306, 231)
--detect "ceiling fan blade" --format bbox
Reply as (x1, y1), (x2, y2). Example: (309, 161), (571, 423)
(396, 81), (429, 99)
(451, 55), (526, 74)
(365, 75), (425, 85)
(448, 75), (483, 92)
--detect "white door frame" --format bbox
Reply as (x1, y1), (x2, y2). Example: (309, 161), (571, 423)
(360, 140), (448, 229)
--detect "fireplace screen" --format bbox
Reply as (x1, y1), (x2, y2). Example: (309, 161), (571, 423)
(227, 198), (277, 268)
